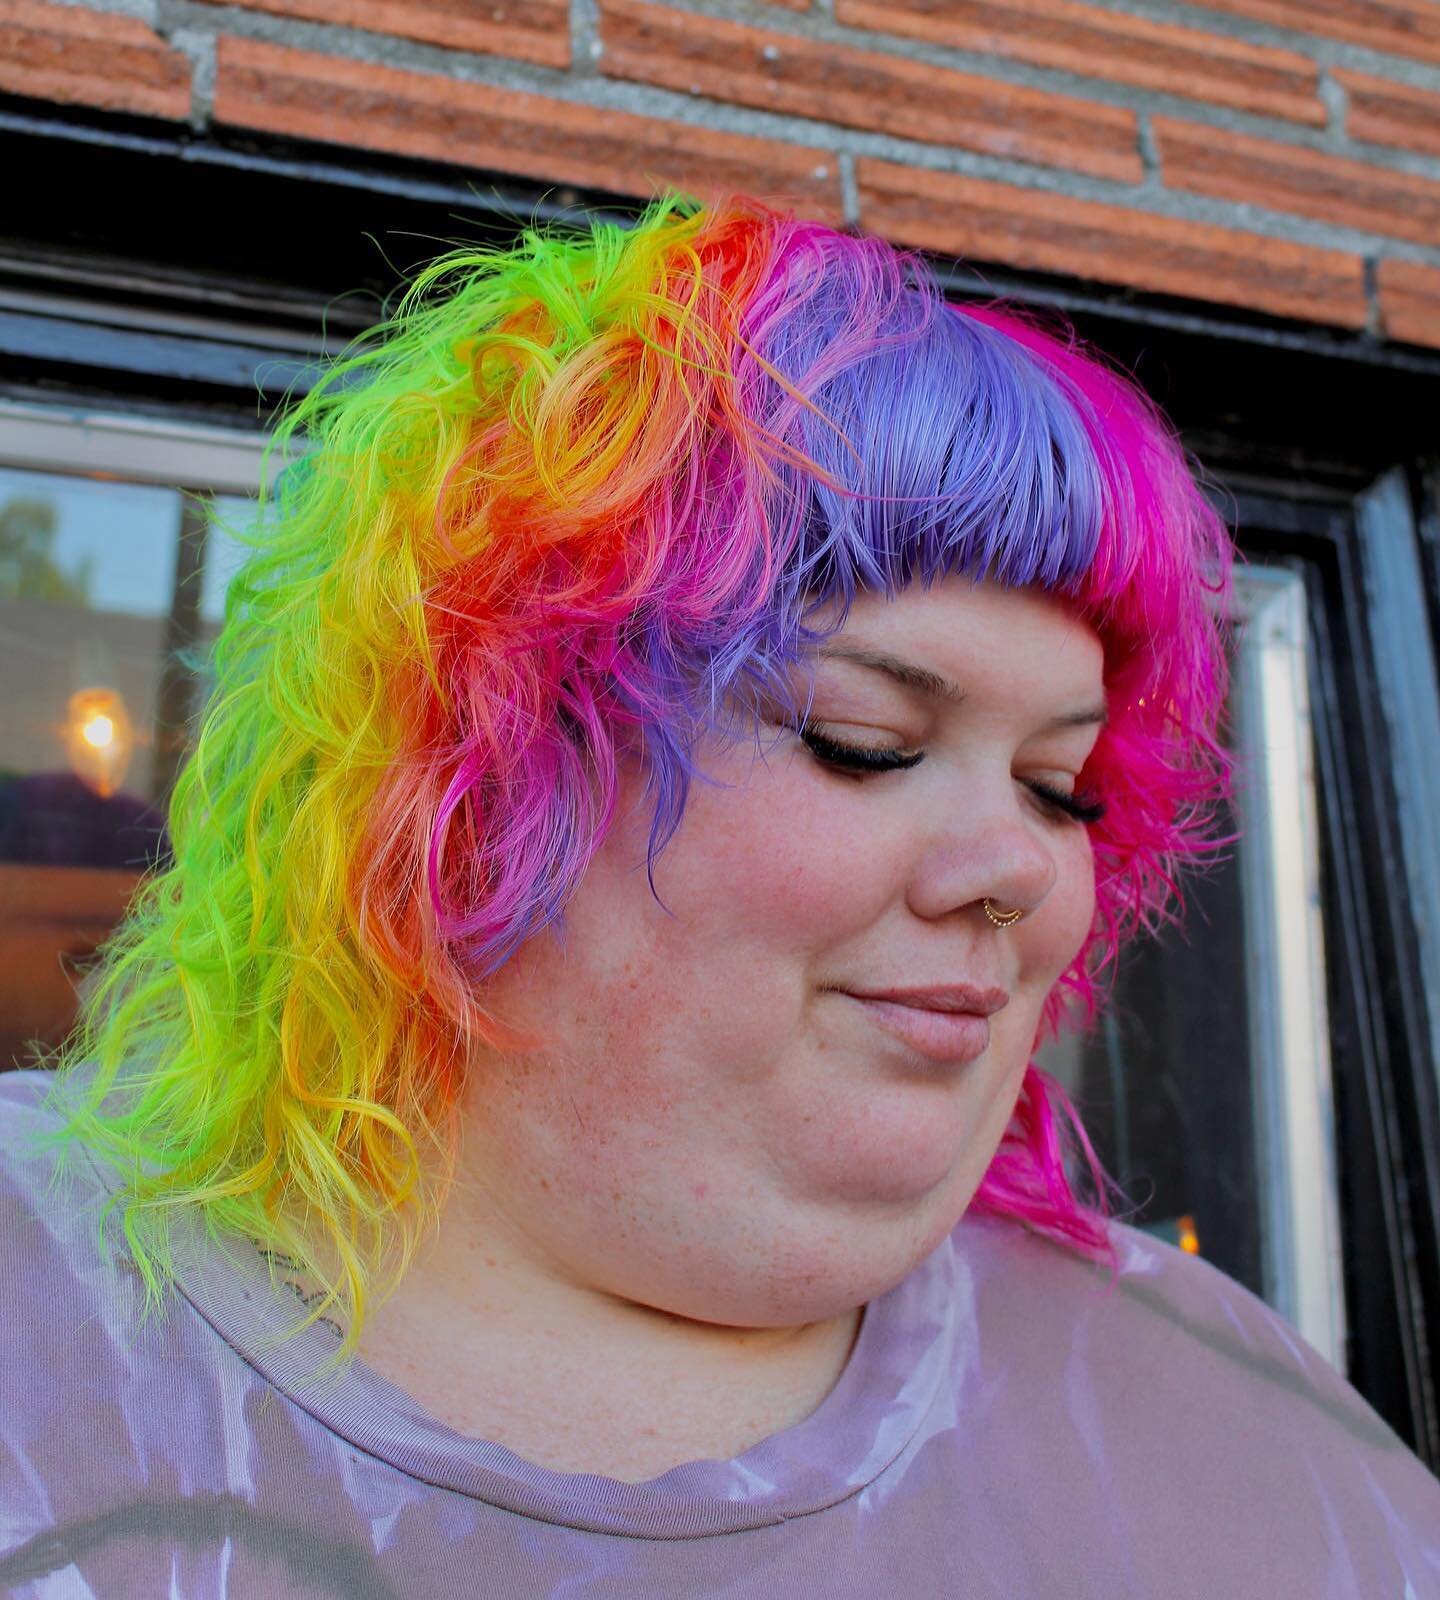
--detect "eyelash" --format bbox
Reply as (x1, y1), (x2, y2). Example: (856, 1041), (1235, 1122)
(796, 724), (1108, 826)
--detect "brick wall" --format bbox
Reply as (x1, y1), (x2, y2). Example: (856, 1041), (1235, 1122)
(4, 0), (1440, 345)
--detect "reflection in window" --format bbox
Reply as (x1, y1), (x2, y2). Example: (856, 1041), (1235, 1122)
(1038, 567), (1344, 1369)
(0, 463), (254, 1072)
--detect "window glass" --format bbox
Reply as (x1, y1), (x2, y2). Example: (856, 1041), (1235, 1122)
(1035, 666), (1256, 1285)
(1038, 566), (1344, 1368)
(0, 462), (254, 1073)
(200, 495), (256, 628)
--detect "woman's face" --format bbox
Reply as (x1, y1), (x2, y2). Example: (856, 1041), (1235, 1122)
(461, 576), (1107, 1328)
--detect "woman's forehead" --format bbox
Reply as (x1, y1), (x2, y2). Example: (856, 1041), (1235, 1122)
(804, 579), (1106, 697)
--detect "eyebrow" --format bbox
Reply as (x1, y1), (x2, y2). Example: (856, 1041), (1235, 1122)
(816, 643), (1109, 731)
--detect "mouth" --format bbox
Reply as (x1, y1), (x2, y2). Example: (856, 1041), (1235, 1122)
(841, 982), (1009, 1017)
(840, 993), (992, 1065)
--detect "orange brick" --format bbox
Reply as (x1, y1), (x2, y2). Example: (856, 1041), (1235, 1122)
(232, 0), (569, 70)
(837, 0), (1325, 127)
(1335, 68), (1440, 161)
(857, 157), (1367, 328)
(1377, 259), (1440, 349)
(1175, 0), (1440, 69)
(213, 36), (842, 215)
(598, 0), (1141, 182)
(1155, 117), (1440, 249)
(0, 0), (189, 119)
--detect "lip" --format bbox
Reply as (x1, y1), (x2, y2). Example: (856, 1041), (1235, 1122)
(844, 984), (1009, 1017)
(841, 994), (994, 1065)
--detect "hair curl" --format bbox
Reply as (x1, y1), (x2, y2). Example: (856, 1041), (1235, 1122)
(34, 192), (1238, 1358)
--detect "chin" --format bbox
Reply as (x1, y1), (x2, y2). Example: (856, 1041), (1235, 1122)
(780, 1064), (1018, 1214)
(703, 1190), (978, 1329)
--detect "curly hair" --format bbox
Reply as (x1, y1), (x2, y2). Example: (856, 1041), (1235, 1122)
(33, 191), (1237, 1359)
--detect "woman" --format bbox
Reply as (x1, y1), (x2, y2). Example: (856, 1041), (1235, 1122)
(3, 194), (1436, 1596)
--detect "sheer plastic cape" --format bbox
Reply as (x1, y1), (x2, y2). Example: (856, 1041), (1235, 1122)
(2, 1069), (1436, 1598)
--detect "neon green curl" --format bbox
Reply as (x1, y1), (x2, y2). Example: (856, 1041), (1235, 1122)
(29, 191), (727, 1370)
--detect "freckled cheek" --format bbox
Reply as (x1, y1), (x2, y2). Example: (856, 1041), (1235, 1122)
(673, 789), (885, 949)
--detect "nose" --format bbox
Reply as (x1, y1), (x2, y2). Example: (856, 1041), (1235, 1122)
(905, 785), (1060, 923)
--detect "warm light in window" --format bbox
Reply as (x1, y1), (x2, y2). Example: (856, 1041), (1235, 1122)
(82, 713), (115, 749)
(62, 688), (135, 797)
(1178, 1215), (1200, 1255)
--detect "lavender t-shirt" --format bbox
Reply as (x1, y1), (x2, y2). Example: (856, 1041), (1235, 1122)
(2, 1068), (1437, 1598)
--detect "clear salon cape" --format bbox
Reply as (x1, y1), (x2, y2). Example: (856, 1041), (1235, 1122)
(2, 1068), (1437, 1599)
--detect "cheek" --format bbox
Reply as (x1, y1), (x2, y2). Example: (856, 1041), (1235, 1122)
(497, 760), (893, 1158)
(631, 748), (887, 970)
(1017, 833), (1097, 1003)
(495, 758), (851, 1096)
(1057, 833), (1099, 953)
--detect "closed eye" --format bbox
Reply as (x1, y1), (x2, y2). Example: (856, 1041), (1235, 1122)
(797, 724), (923, 775)
(796, 724), (1106, 825)
(1025, 781), (1106, 826)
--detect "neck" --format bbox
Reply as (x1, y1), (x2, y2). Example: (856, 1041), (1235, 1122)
(319, 1184), (864, 1482)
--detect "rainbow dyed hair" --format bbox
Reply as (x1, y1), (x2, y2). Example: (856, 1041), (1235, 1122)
(38, 192), (1236, 1353)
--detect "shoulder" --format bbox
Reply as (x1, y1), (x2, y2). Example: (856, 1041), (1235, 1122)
(0, 1067), (116, 1249)
(1, 1064), (98, 1145)
(0, 1067), (146, 1363)
(0, 1069), (188, 1510)
(0, 1066), (99, 1218)
(955, 1212), (1398, 1443)
(1, 1065), (93, 1132)
(0, 1064), (72, 1134)
(958, 1211), (1341, 1370)
(947, 1213), (1440, 1574)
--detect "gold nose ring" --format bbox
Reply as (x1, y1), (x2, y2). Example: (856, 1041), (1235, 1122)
(983, 898), (1025, 927)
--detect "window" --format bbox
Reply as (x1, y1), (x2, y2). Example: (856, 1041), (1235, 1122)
(1041, 565), (1346, 1371)
(0, 402), (262, 1073)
